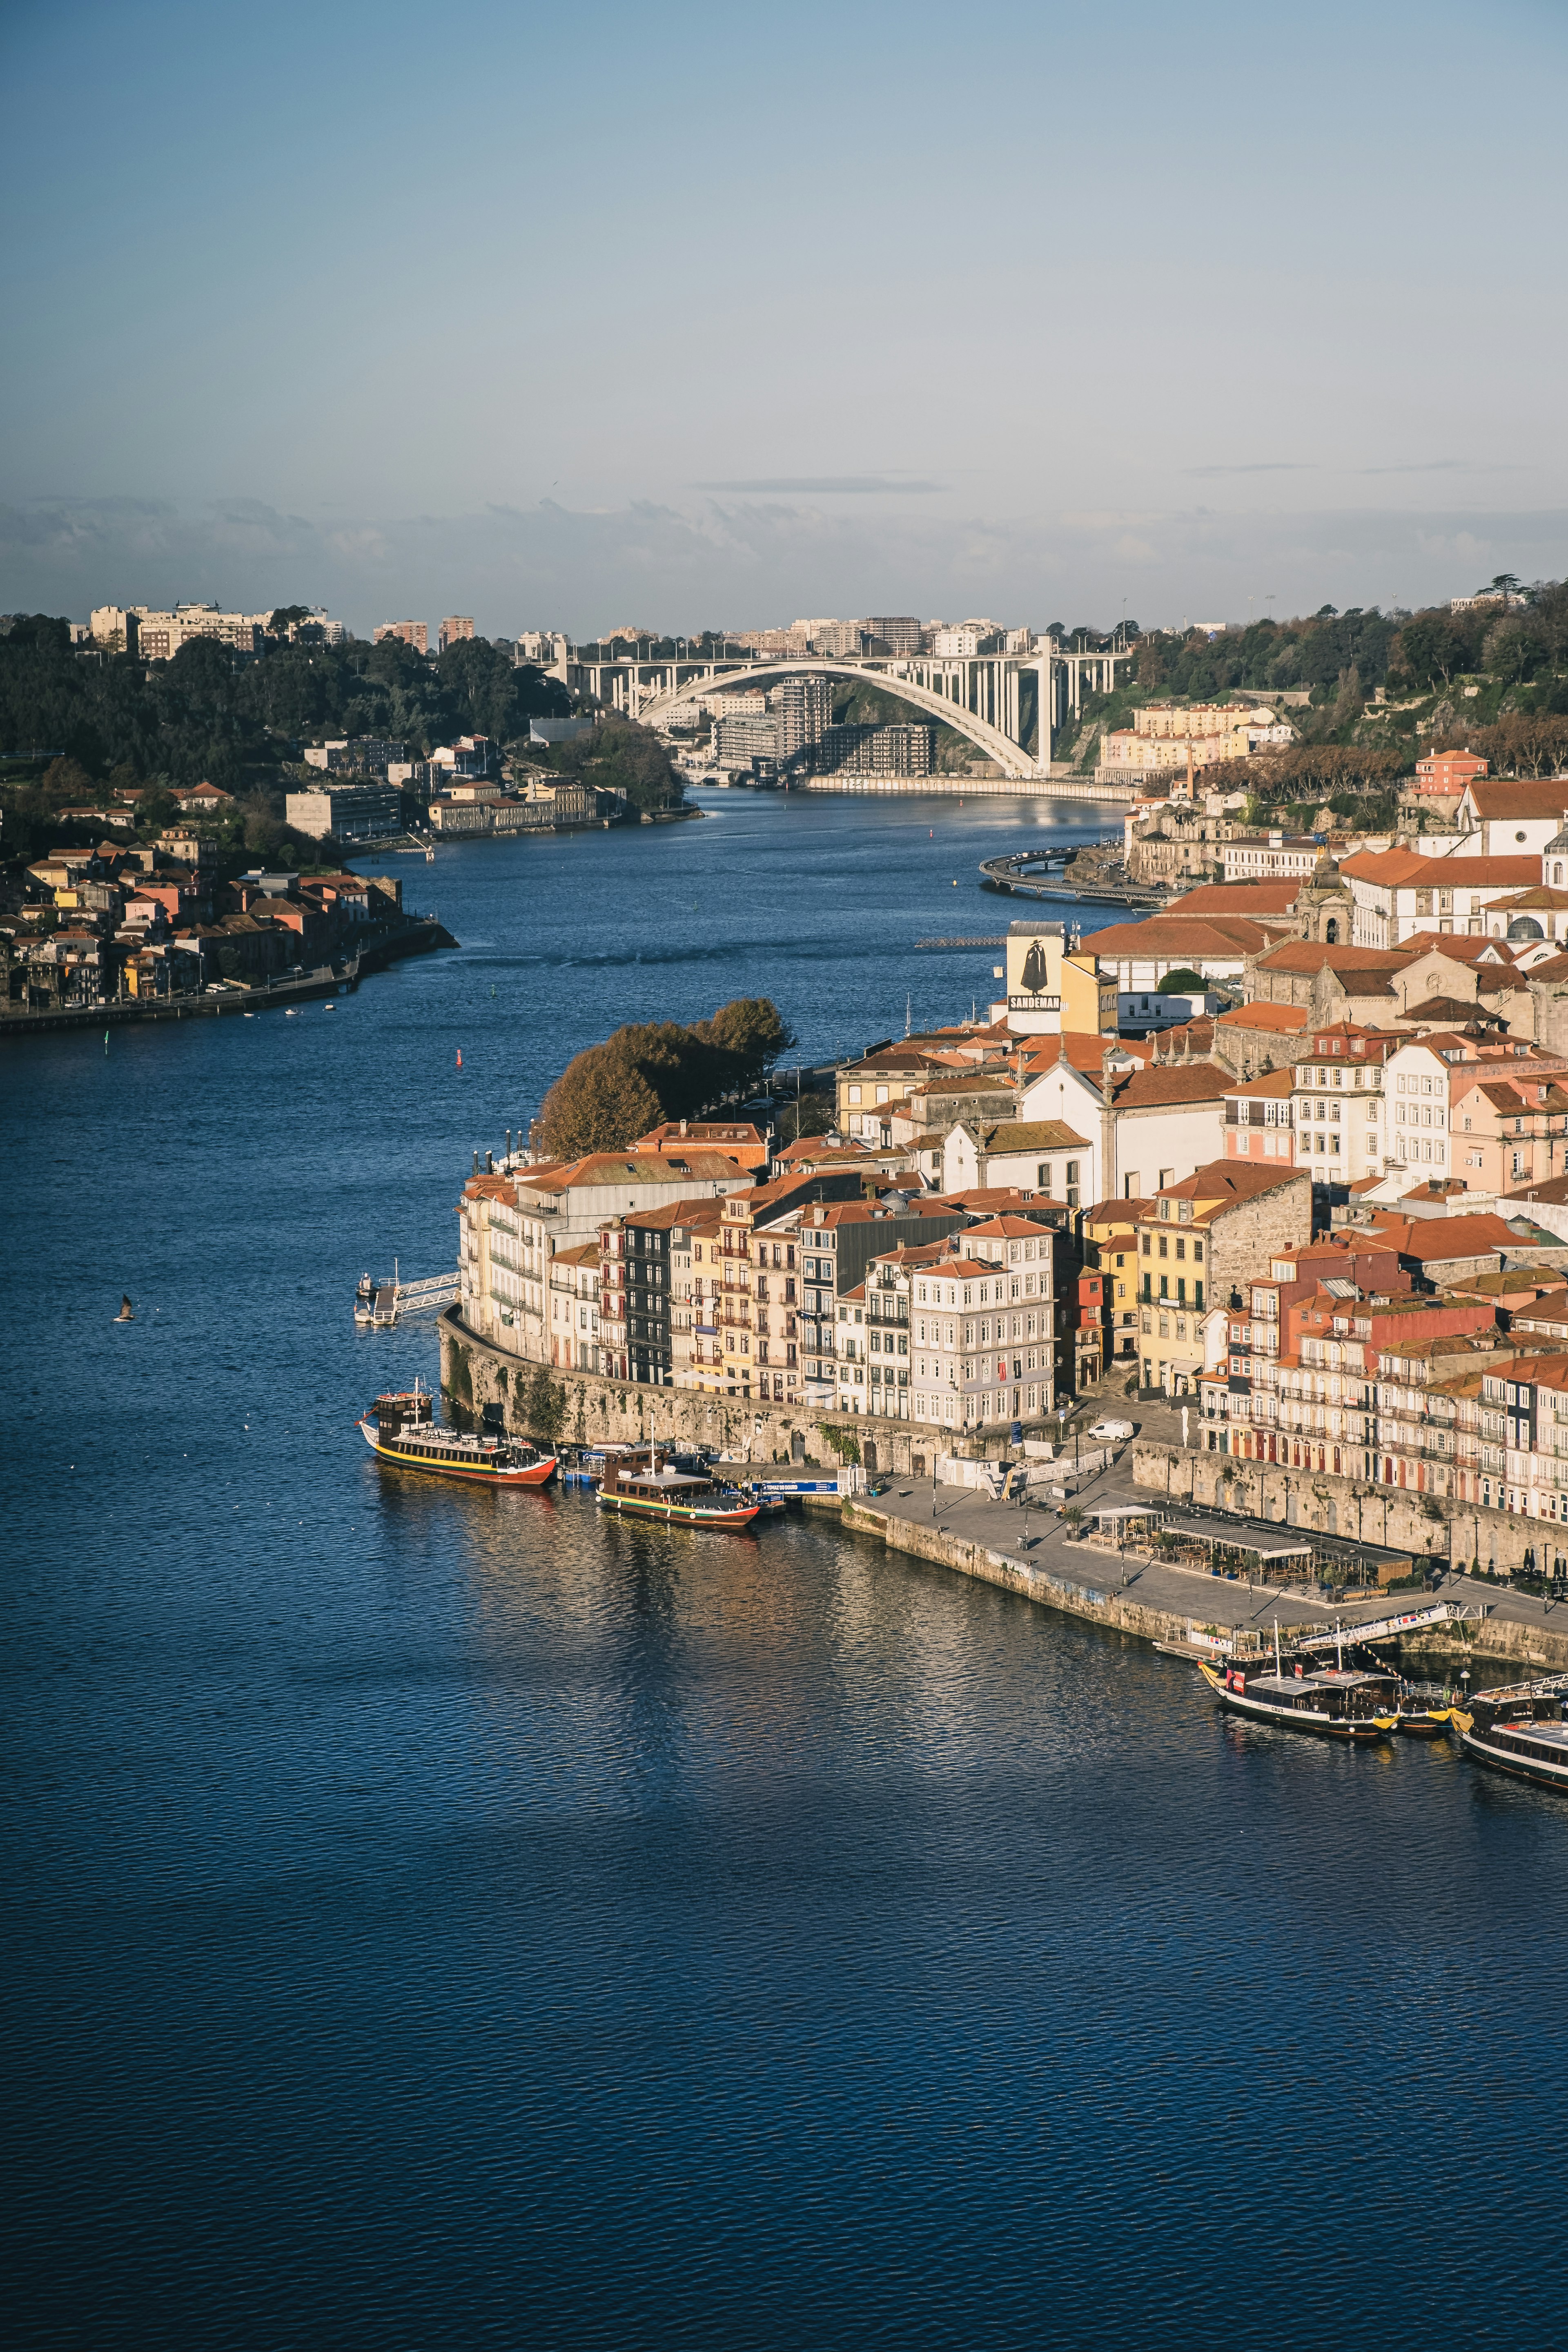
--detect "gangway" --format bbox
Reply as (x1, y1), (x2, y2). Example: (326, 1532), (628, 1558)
(1296, 1600), (1468, 1648)
(354, 1263), (460, 1327)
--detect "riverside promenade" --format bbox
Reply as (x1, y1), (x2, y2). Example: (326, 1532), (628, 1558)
(845, 1455), (1568, 1675)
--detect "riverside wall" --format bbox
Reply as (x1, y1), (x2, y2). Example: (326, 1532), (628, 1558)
(438, 1309), (974, 1474)
(847, 1498), (1568, 1673)
(1131, 1438), (1554, 1579)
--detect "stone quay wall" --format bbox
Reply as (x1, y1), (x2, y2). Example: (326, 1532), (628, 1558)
(438, 1309), (1001, 1475)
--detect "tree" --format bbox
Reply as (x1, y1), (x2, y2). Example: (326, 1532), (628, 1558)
(1157, 969), (1205, 994)
(39, 755), (97, 803)
(538, 997), (796, 1157)
(697, 996), (796, 1094)
(540, 1037), (664, 1159)
(267, 606), (314, 636)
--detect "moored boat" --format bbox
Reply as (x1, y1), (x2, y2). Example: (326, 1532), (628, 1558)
(597, 1448), (760, 1529)
(358, 1385), (557, 1486)
(1451, 1679), (1568, 1793)
(1198, 1624), (1399, 1742)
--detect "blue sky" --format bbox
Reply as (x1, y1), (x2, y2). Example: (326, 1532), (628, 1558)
(2, 0), (1564, 635)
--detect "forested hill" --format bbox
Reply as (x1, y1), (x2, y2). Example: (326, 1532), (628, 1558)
(0, 617), (571, 790)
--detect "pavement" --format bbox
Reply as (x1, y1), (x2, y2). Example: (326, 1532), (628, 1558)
(869, 1451), (1568, 1650)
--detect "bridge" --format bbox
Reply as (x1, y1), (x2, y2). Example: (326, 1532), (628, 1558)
(552, 643), (1131, 781)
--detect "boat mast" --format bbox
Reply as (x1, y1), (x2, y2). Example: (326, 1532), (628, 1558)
(1335, 1618), (1343, 1674)
(1273, 1619), (1281, 1677)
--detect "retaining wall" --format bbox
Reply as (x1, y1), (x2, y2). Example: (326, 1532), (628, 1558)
(439, 1309), (978, 1475)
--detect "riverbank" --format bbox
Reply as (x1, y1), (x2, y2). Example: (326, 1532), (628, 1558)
(0, 915), (457, 1037)
(847, 1480), (1568, 1674)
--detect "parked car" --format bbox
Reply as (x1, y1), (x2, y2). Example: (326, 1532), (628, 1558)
(1087, 1418), (1134, 1443)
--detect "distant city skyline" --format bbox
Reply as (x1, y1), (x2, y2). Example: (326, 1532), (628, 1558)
(2, 0), (1564, 631)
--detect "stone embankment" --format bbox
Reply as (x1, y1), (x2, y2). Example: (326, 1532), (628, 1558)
(440, 1308), (950, 1474)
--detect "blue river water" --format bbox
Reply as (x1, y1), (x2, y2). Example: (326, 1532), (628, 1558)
(4, 788), (1565, 2350)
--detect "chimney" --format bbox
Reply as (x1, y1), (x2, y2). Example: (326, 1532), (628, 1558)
(680, 1118), (688, 1137)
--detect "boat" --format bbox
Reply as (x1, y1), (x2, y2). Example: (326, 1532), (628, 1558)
(597, 1447), (760, 1529)
(1394, 1684), (1457, 1737)
(1198, 1622), (1399, 1742)
(358, 1384), (557, 1485)
(1451, 1679), (1568, 1793)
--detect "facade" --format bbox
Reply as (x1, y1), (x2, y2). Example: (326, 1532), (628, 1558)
(865, 617), (923, 654)
(284, 781), (403, 840)
(1222, 1067), (1296, 1165)
(773, 675), (834, 768)
(1415, 748), (1487, 797)
(795, 1198), (966, 1399)
(814, 724), (934, 777)
(548, 1242), (602, 1370)
(1134, 1162), (1312, 1395)
(1343, 849), (1541, 946)
(1291, 1025), (1395, 1186)
(303, 738), (408, 775)
(942, 1118), (1091, 1205)
(1218, 833), (1323, 882)
(438, 617), (475, 653)
(892, 1230), (1057, 1433)
(125, 604), (267, 661)
(714, 713), (777, 768)
(374, 621), (429, 654)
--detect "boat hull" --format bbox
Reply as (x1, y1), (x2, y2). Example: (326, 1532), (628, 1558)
(597, 1490), (759, 1529)
(359, 1422), (557, 1485)
(1457, 1727), (1568, 1793)
(1199, 1664), (1394, 1742)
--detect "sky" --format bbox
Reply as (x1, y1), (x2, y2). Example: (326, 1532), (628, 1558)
(2, 0), (1565, 637)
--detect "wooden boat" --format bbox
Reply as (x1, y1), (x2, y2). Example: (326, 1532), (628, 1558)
(597, 1448), (760, 1529)
(1198, 1624), (1398, 1742)
(358, 1384), (557, 1486)
(1451, 1681), (1568, 1793)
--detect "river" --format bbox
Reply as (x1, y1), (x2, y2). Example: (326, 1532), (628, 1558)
(4, 788), (1563, 2349)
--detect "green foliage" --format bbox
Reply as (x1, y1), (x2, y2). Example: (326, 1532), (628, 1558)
(0, 614), (572, 802)
(544, 714), (685, 813)
(523, 1366), (567, 1444)
(817, 1422), (861, 1466)
(1156, 969), (1205, 994)
(539, 997), (796, 1158)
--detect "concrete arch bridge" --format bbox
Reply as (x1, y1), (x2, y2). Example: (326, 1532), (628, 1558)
(557, 646), (1132, 782)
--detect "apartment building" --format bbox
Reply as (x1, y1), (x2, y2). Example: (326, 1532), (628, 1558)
(438, 617), (475, 653)
(127, 603), (268, 660)
(374, 620), (429, 654)
(670, 1201), (725, 1387)
(773, 675), (834, 767)
(1292, 1024), (1396, 1184)
(878, 1224), (1057, 1433)
(865, 616), (923, 654)
(548, 1242), (601, 1370)
(460, 1149), (753, 1358)
(1222, 1067), (1296, 1165)
(795, 1197), (965, 1399)
(1450, 1059), (1568, 1192)
(285, 781), (403, 840)
(1134, 1161), (1311, 1395)
(815, 724), (934, 777)
(597, 1200), (703, 1385)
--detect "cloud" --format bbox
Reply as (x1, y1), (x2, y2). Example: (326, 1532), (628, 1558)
(1, 492), (1564, 638)
(693, 476), (946, 494)
(1357, 458), (1526, 476)
(1185, 463), (1318, 477)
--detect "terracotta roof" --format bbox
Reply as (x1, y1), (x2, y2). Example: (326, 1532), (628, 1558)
(1225, 1067), (1296, 1098)
(1459, 780), (1568, 820)
(1163, 882), (1301, 915)
(1215, 1000), (1309, 1034)
(1341, 849), (1540, 889)
(1140, 1159), (1306, 1216)
(962, 1214), (1058, 1237)
(1106, 1063), (1229, 1110)
(1079, 916), (1272, 958)
(1253, 941), (1404, 976)
(1364, 1213), (1534, 1260)
(1506, 1173), (1568, 1207)
(1402, 996), (1502, 1027)
(971, 1119), (1091, 1152)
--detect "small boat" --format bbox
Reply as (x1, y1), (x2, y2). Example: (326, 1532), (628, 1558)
(1451, 1680), (1568, 1793)
(1394, 1685), (1456, 1737)
(285, 1008), (298, 1017)
(358, 1384), (557, 1486)
(597, 1447), (760, 1529)
(1198, 1622), (1398, 1743)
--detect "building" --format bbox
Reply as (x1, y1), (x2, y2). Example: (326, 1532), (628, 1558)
(438, 617), (475, 653)
(1414, 748), (1488, 797)
(877, 1224), (1057, 1434)
(303, 738), (408, 776)
(374, 621), (429, 654)
(284, 781), (403, 840)
(865, 617), (923, 654)
(123, 604), (267, 661)
(942, 1120), (1092, 1205)
(632, 1120), (771, 1174)
(548, 1242), (602, 1370)
(599, 1200), (701, 1384)
(1222, 1067), (1297, 1166)
(773, 675), (834, 768)
(1218, 833), (1325, 883)
(796, 1197), (966, 1399)
(1342, 849), (1541, 946)
(714, 713), (777, 768)
(1134, 1162), (1312, 1396)
(1452, 777), (1568, 855)
(1291, 1025), (1397, 1186)
(814, 724), (934, 777)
